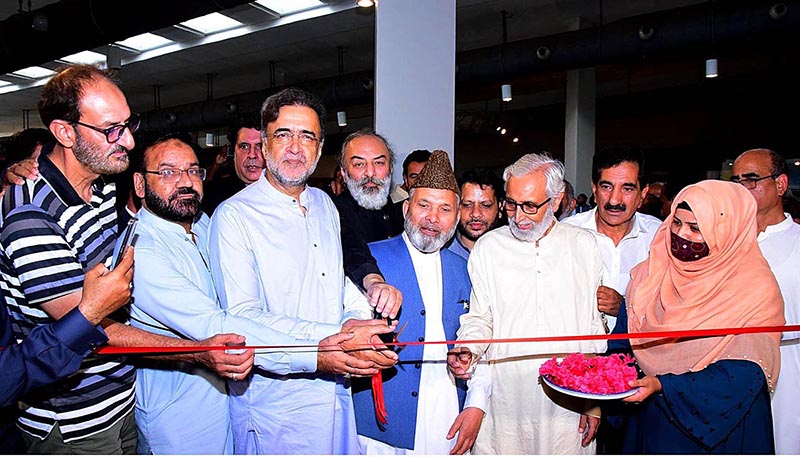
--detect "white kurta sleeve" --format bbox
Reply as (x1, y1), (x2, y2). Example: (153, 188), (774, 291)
(584, 236), (608, 354)
(341, 277), (375, 323)
(456, 242), (494, 361)
(133, 243), (317, 375)
(464, 356), (492, 412)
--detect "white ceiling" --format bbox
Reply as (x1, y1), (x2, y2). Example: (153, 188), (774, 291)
(0, 0), (765, 137)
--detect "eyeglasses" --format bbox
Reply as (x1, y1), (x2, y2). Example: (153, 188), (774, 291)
(730, 174), (777, 190)
(503, 197), (552, 215)
(72, 113), (141, 144)
(267, 130), (320, 146)
(144, 168), (207, 183)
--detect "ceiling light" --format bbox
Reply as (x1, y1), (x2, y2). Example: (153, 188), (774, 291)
(180, 12), (242, 35)
(794, 161), (800, 166)
(500, 128), (507, 135)
(705, 58), (718, 78)
(11, 66), (56, 79)
(115, 33), (173, 52)
(512, 137), (519, 143)
(254, 0), (324, 15)
(501, 84), (512, 102)
(205, 133), (215, 147)
(356, 0), (375, 7)
(59, 50), (106, 65)
(337, 111), (347, 127)
(496, 126), (501, 131)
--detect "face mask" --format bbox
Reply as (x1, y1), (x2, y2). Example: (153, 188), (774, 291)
(670, 231), (710, 262)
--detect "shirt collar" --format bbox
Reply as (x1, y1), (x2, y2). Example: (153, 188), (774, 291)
(256, 173), (311, 209)
(38, 153), (106, 207)
(138, 206), (194, 236)
(758, 213), (794, 241)
(589, 207), (651, 240)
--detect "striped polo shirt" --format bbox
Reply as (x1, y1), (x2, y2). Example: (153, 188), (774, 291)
(0, 154), (135, 442)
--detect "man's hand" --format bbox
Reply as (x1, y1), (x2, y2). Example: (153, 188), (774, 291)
(77, 247), (134, 325)
(596, 285), (623, 317)
(193, 333), (255, 380)
(622, 375), (662, 403)
(317, 332), (381, 376)
(4, 158), (39, 186)
(363, 273), (402, 319)
(579, 414), (600, 447)
(446, 407), (484, 454)
(340, 319), (398, 369)
(447, 347), (474, 380)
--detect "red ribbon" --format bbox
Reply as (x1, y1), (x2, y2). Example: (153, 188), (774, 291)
(90, 324), (799, 355)
(371, 371), (388, 425)
(4, 324), (793, 429)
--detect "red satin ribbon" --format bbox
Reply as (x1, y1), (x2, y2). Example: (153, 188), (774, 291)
(90, 324), (800, 355)
(4, 324), (793, 429)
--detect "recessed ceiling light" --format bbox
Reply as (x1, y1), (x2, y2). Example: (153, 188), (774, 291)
(180, 12), (242, 34)
(254, 0), (324, 16)
(115, 33), (173, 52)
(60, 50), (106, 65)
(11, 66), (56, 79)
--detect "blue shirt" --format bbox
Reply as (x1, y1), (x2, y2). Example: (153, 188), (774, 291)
(446, 235), (471, 261)
(0, 306), (106, 452)
(127, 207), (316, 454)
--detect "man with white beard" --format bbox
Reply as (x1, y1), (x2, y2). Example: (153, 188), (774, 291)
(333, 129), (404, 318)
(448, 153), (607, 454)
(349, 151), (490, 454)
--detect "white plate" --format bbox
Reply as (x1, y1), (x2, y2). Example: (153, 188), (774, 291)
(541, 376), (639, 400)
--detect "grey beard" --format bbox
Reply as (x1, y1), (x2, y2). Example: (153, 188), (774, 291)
(509, 203), (556, 242)
(344, 174), (390, 210)
(73, 129), (129, 175)
(404, 217), (457, 253)
(265, 154), (317, 187)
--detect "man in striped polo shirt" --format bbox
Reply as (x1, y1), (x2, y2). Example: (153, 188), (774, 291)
(0, 65), (253, 454)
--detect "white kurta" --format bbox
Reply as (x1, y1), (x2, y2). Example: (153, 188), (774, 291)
(561, 208), (662, 330)
(758, 214), (800, 455)
(457, 223), (607, 454)
(208, 175), (364, 455)
(358, 234), (490, 455)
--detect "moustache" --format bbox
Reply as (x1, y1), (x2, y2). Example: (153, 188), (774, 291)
(170, 187), (200, 202)
(604, 203), (627, 212)
(108, 145), (129, 156)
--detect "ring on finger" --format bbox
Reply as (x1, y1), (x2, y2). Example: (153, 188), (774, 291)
(231, 373), (237, 381)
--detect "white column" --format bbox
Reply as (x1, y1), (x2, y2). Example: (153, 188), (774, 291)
(564, 67), (596, 196)
(375, 0), (456, 186)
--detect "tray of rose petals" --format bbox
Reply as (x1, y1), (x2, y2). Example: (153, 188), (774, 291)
(539, 353), (639, 400)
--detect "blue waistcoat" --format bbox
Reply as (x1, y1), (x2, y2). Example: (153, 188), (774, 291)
(352, 235), (472, 450)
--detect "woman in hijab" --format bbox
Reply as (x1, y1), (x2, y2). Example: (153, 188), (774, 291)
(619, 180), (784, 453)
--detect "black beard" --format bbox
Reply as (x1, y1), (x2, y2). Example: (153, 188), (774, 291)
(144, 185), (201, 225)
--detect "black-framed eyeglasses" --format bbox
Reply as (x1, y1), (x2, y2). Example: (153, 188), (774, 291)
(730, 174), (777, 190)
(143, 168), (207, 183)
(72, 113), (141, 144)
(267, 130), (320, 146)
(502, 197), (552, 215)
